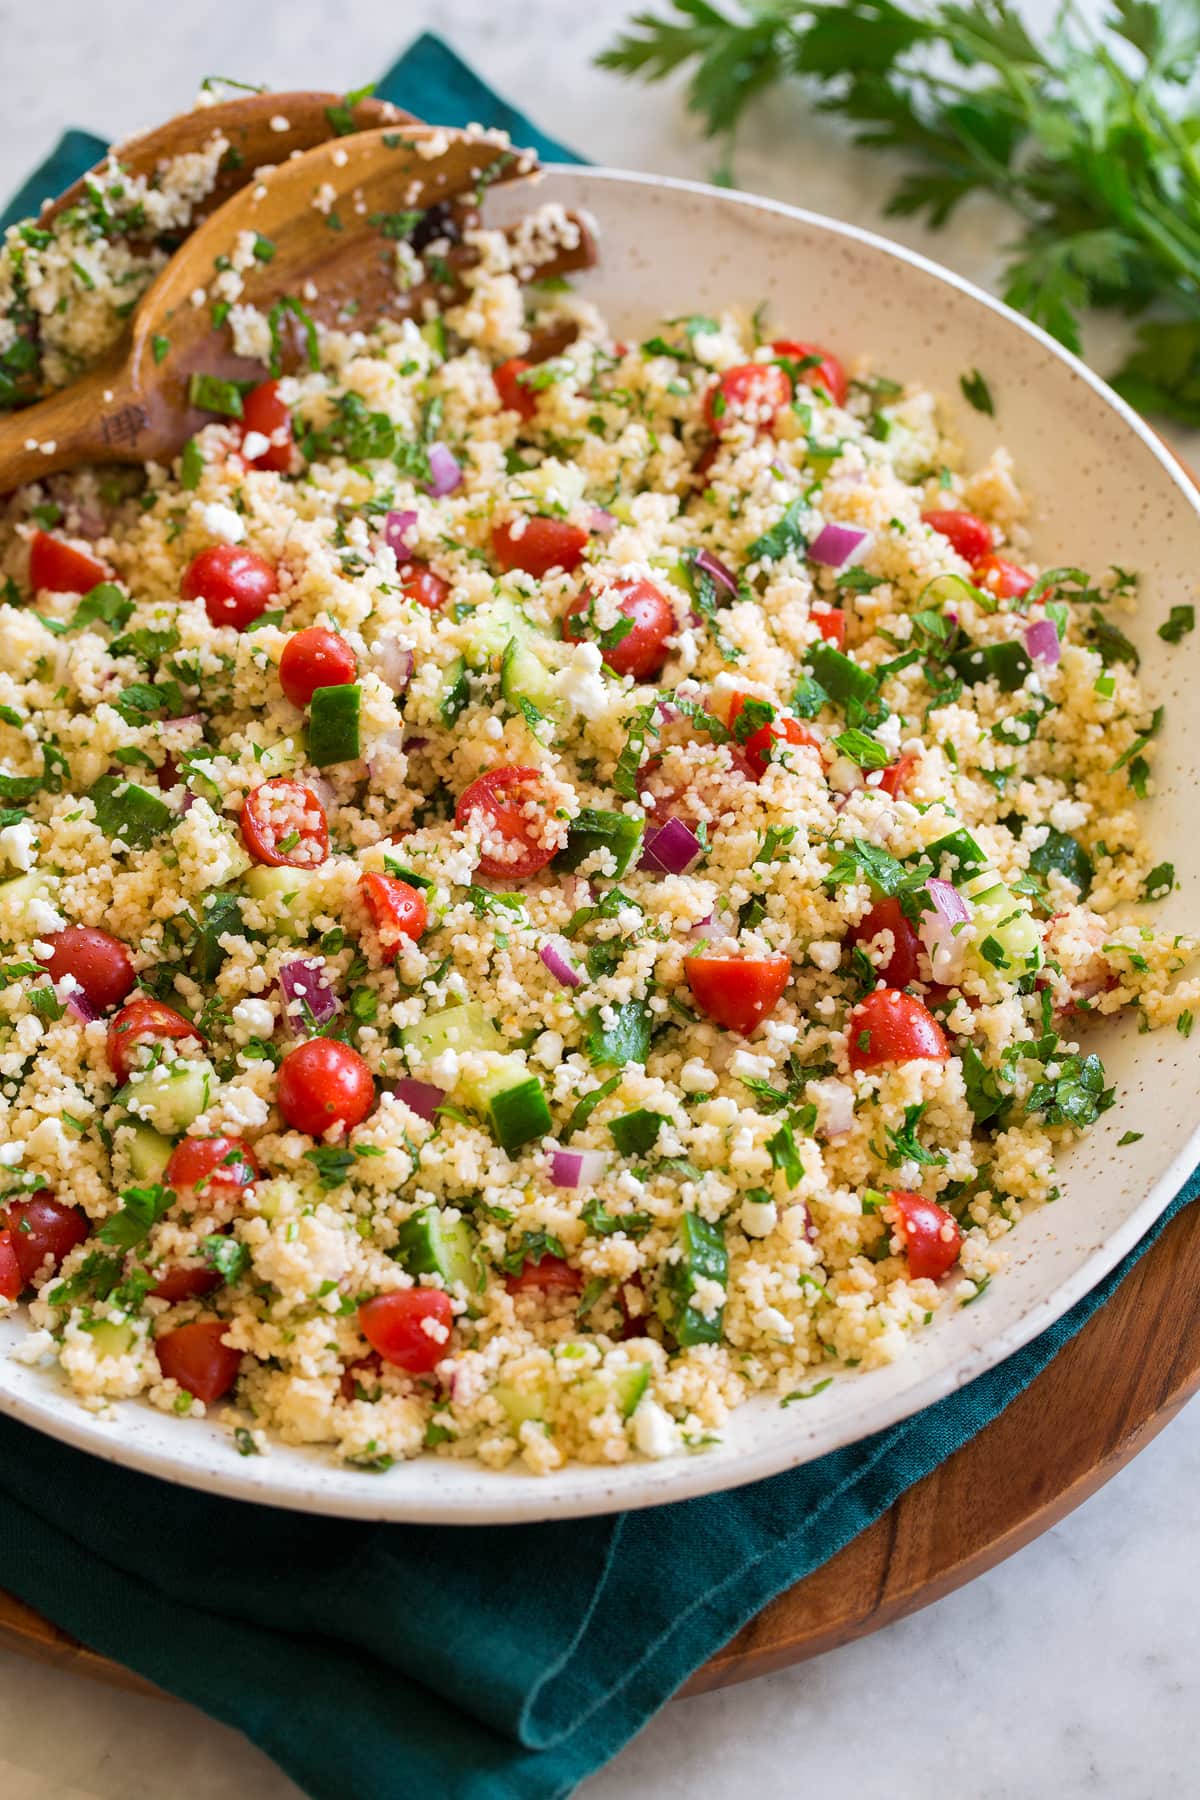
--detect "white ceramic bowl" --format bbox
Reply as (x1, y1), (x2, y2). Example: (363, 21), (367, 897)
(2, 168), (1197, 1523)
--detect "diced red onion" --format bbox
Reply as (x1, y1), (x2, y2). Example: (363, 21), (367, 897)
(384, 510), (419, 557)
(809, 523), (872, 568)
(550, 1146), (608, 1188)
(540, 937), (582, 988)
(685, 609), (703, 629)
(1024, 618), (1060, 665)
(423, 444), (462, 497)
(918, 877), (972, 983)
(305, 774), (338, 812)
(74, 507), (107, 541)
(391, 1076), (446, 1122)
(589, 507), (616, 535)
(640, 817), (702, 876)
(376, 639), (414, 693)
(655, 699), (681, 724)
(807, 1077), (854, 1140)
(689, 910), (736, 942)
(404, 735), (429, 753)
(279, 958), (340, 1034)
(55, 978), (97, 1024)
(694, 548), (738, 597)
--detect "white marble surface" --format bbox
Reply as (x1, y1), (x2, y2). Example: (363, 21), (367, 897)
(1, 0), (1198, 1795)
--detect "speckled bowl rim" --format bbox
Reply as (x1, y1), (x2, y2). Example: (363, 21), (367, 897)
(0, 165), (1197, 1523)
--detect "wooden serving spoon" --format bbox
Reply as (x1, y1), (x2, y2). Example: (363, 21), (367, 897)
(0, 124), (595, 488)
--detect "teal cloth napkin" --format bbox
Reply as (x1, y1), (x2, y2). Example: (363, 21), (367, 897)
(1, 32), (1195, 1800)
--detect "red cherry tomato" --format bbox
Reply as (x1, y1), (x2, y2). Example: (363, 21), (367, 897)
(491, 517), (588, 578)
(39, 926), (136, 1012)
(400, 562), (450, 611)
(847, 987), (948, 1072)
(813, 609), (846, 648)
(241, 778), (329, 869)
(562, 577), (675, 681)
(277, 1037), (375, 1135)
(164, 1136), (260, 1202)
(182, 544), (279, 630)
(28, 531), (109, 596)
(358, 1288), (454, 1373)
(0, 1230), (22, 1301)
(107, 997), (200, 1083)
(971, 553), (1035, 601)
(850, 897), (921, 989)
(921, 508), (993, 565)
(770, 340), (849, 408)
(361, 872), (427, 950)
(239, 380), (294, 473)
(278, 627), (357, 708)
(877, 751), (917, 799)
(455, 766), (558, 881)
(727, 693), (820, 780)
(505, 1254), (583, 1296)
(890, 1190), (963, 1281)
(705, 362), (792, 434)
(149, 1263), (223, 1303)
(339, 1351), (383, 1401)
(493, 356), (537, 421)
(687, 955), (791, 1036)
(0, 1193), (89, 1288)
(156, 1319), (241, 1404)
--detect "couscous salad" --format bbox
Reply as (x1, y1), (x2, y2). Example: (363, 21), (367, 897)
(0, 128), (1194, 1474)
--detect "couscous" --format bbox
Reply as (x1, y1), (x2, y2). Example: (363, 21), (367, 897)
(0, 125), (1194, 1475)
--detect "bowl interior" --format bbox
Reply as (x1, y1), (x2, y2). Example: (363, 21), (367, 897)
(1, 168), (1197, 1522)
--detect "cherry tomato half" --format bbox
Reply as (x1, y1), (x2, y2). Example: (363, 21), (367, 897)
(456, 765), (558, 881)
(107, 997), (201, 1084)
(149, 1263), (223, 1303)
(241, 778), (329, 869)
(182, 544), (279, 630)
(705, 362), (791, 435)
(770, 339), (849, 408)
(278, 628), (357, 708)
(0, 1193), (89, 1288)
(727, 692), (820, 780)
(491, 517), (588, 578)
(39, 926), (136, 1013)
(156, 1319), (241, 1404)
(876, 751), (917, 800)
(493, 356), (537, 421)
(400, 562), (450, 611)
(563, 577), (675, 681)
(164, 1136), (260, 1203)
(972, 553), (1035, 601)
(850, 897), (922, 989)
(277, 1037), (375, 1135)
(687, 955), (791, 1036)
(813, 609), (846, 648)
(28, 531), (109, 596)
(889, 1190), (963, 1281)
(506, 1254), (583, 1296)
(239, 379), (295, 474)
(921, 508), (993, 565)
(847, 987), (948, 1072)
(0, 1230), (22, 1302)
(360, 872), (428, 951)
(358, 1289), (454, 1373)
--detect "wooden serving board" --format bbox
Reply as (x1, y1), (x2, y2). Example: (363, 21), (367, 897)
(0, 1195), (1197, 1701)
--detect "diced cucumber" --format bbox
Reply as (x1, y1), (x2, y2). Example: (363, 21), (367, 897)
(84, 1318), (138, 1357)
(0, 870), (57, 940)
(460, 1054), (552, 1154)
(308, 683), (362, 767)
(657, 1213), (727, 1347)
(242, 864), (318, 938)
(117, 1059), (213, 1136)
(394, 1206), (483, 1295)
(519, 459), (587, 512)
(87, 774), (173, 849)
(191, 890), (243, 981)
(421, 317), (447, 364)
(500, 634), (559, 718)
(555, 808), (644, 879)
(440, 655), (469, 726)
(578, 1362), (650, 1419)
(461, 596), (531, 670)
(961, 870), (1043, 978)
(124, 1122), (174, 1182)
(494, 1380), (548, 1429)
(402, 1002), (503, 1064)
(257, 737), (305, 779)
